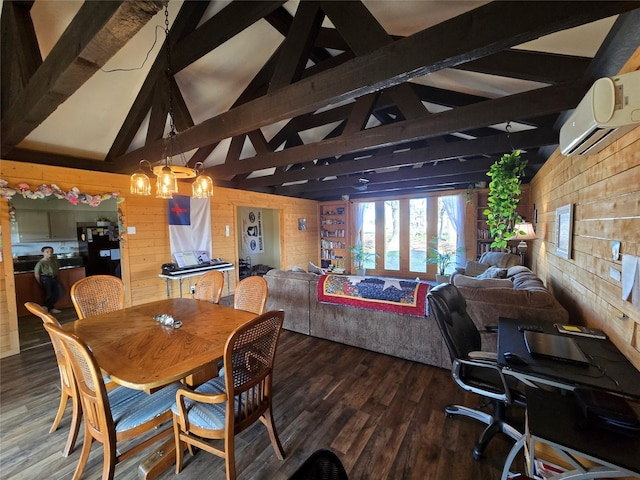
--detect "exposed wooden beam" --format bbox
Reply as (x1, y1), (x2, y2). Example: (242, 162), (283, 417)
(275, 157), (500, 196)
(268, 1), (324, 92)
(455, 49), (591, 84)
(299, 172), (485, 200)
(171, 1), (286, 73)
(0, 1), (41, 117)
(243, 128), (556, 191)
(4, 147), (121, 173)
(113, 1), (636, 172)
(106, 1), (209, 160)
(214, 83), (576, 179)
(1, 1), (164, 156)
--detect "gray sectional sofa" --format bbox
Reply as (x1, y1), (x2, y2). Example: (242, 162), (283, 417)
(452, 253), (570, 352)
(264, 269), (446, 368)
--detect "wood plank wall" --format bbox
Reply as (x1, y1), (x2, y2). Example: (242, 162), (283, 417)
(0, 160), (319, 358)
(528, 64), (640, 370)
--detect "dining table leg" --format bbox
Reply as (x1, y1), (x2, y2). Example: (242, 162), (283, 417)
(138, 438), (177, 479)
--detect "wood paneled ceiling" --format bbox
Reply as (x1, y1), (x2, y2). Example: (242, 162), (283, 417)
(2, 1), (639, 201)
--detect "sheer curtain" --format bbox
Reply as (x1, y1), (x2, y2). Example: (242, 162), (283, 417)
(353, 202), (365, 246)
(441, 194), (466, 267)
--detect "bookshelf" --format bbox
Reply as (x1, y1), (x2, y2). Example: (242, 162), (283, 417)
(319, 201), (349, 273)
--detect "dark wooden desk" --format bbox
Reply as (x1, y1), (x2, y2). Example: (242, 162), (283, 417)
(63, 298), (256, 391)
(497, 317), (640, 399)
(498, 317), (640, 479)
(502, 388), (640, 479)
(63, 298), (257, 479)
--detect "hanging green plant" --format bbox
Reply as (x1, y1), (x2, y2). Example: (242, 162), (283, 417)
(482, 150), (527, 250)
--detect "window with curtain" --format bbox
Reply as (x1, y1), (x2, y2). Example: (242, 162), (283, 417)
(361, 202), (376, 269)
(384, 200), (399, 270)
(409, 198), (427, 273)
(353, 193), (464, 277)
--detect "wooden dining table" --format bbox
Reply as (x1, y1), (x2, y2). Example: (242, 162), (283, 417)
(62, 297), (258, 478)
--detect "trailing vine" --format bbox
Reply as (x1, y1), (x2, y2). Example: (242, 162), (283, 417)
(482, 151), (527, 250)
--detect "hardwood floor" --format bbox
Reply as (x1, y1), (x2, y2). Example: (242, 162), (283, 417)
(18, 307), (78, 351)
(0, 330), (524, 479)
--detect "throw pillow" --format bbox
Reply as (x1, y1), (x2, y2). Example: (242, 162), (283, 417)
(291, 266), (306, 273)
(477, 266), (508, 279)
(507, 265), (531, 277)
(464, 261), (490, 277)
(453, 276), (513, 289)
(308, 262), (324, 275)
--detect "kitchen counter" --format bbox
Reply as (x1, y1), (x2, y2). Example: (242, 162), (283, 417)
(13, 255), (84, 273)
(15, 266), (86, 316)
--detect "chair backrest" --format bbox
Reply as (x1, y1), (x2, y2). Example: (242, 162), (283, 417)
(195, 270), (224, 303)
(233, 276), (268, 315)
(71, 275), (125, 319)
(43, 322), (115, 448)
(223, 310), (284, 433)
(427, 283), (481, 362)
(24, 302), (73, 390)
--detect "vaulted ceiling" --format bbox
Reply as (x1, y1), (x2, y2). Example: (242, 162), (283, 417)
(2, 1), (640, 201)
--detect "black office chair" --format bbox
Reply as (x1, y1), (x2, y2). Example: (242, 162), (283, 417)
(427, 283), (526, 459)
(289, 449), (349, 480)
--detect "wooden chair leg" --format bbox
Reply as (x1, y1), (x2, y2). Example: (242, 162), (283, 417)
(173, 418), (184, 474)
(225, 435), (236, 480)
(262, 407), (285, 459)
(72, 427), (93, 480)
(102, 442), (117, 480)
(50, 385), (68, 433)
(62, 394), (82, 456)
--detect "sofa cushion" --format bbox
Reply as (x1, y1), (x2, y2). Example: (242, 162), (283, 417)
(512, 273), (547, 292)
(478, 252), (522, 269)
(464, 261), (490, 277)
(453, 276), (513, 288)
(507, 265), (532, 277)
(308, 262), (324, 275)
(477, 266), (508, 279)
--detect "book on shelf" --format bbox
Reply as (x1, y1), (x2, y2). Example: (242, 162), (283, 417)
(554, 323), (607, 340)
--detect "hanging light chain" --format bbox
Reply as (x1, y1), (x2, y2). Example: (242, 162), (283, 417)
(164, 2), (176, 138)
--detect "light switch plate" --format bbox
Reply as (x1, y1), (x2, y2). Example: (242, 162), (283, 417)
(609, 268), (621, 281)
(127, 226), (136, 234)
(225, 225), (230, 237)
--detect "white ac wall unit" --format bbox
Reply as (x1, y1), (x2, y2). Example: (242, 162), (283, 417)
(559, 70), (640, 156)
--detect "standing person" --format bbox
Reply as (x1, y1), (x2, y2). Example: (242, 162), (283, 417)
(34, 246), (63, 314)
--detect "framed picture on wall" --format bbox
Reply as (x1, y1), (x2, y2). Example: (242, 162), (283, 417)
(555, 204), (574, 259)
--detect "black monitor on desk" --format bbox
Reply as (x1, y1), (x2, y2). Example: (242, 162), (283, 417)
(498, 317), (640, 400)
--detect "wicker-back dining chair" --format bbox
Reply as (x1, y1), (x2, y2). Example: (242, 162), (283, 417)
(24, 302), (81, 457)
(70, 275), (124, 319)
(194, 270), (224, 304)
(233, 275), (268, 315)
(43, 322), (181, 480)
(172, 310), (286, 480)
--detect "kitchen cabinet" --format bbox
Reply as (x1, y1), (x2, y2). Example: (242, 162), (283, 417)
(48, 211), (78, 239)
(14, 209), (111, 242)
(15, 267), (86, 317)
(15, 210), (49, 242)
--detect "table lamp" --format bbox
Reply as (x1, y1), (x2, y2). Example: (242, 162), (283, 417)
(514, 222), (537, 264)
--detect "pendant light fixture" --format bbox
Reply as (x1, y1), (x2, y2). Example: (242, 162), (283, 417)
(192, 162), (215, 198)
(130, 160), (152, 196)
(130, 3), (213, 199)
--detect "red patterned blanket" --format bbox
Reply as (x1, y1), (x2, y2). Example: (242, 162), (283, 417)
(317, 275), (429, 316)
